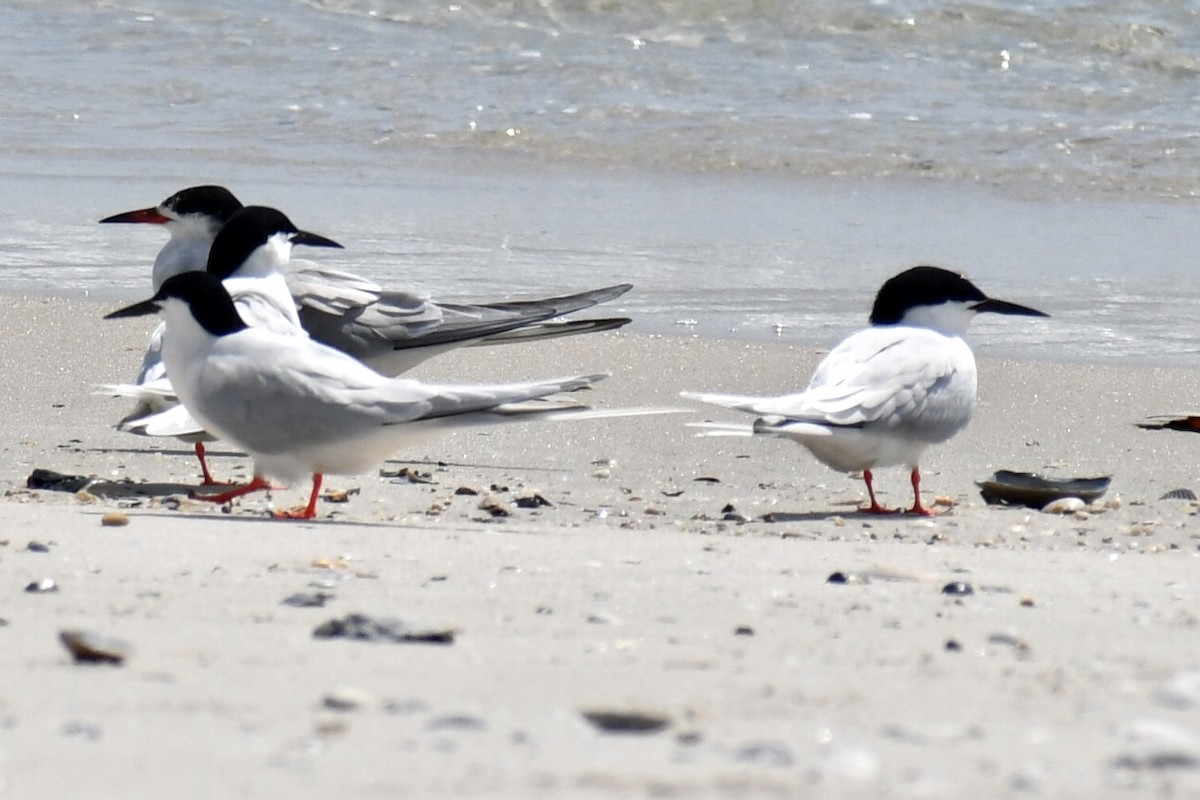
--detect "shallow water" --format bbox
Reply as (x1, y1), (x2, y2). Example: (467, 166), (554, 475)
(2, 0), (1200, 364)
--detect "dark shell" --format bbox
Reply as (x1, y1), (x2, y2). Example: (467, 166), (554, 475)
(977, 470), (1111, 508)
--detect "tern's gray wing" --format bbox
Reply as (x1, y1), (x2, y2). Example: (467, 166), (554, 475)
(297, 284), (633, 372)
(685, 326), (975, 441)
(188, 329), (606, 449)
(756, 327), (976, 440)
(285, 262), (383, 315)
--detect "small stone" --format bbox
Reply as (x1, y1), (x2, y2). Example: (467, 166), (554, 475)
(514, 493), (551, 509)
(942, 581), (974, 597)
(282, 591), (334, 608)
(945, 638), (963, 652)
(313, 613), (454, 645)
(100, 511), (129, 527)
(25, 578), (58, 593)
(734, 625), (755, 637)
(323, 687), (372, 712)
(60, 630), (131, 665)
(581, 708), (671, 734)
(453, 486), (479, 496)
(25, 541), (50, 553)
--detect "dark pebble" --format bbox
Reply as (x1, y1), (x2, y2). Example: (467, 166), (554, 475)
(945, 638), (963, 652)
(515, 493), (552, 509)
(25, 578), (58, 593)
(942, 581), (975, 596)
(25, 541), (50, 553)
(453, 486), (479, 496)
(581, 709), (671, 734)
(734, 625), (755, 636)
(313, 613), (454, 645)
(827, 571), (848, 584)
(282, 591), (334, 608)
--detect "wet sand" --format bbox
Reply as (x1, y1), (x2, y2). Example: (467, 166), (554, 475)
(2, 293), (1200, 797)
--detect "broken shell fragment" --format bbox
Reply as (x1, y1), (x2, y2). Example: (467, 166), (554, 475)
(60, 630), (131, 665)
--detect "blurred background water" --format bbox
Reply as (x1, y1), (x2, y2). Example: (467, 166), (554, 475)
(3, 0), (1200, 363)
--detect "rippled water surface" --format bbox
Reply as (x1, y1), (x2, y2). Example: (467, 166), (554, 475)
(3, 0), (1200, 363)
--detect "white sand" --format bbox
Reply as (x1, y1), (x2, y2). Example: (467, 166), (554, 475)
(2, 295), (1200, 797)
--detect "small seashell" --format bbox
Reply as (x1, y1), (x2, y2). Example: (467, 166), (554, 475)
(60, 630), (131, 665)
(1159, 488), (1197, 501)
(100, 511), (129, 527)
(1042, 496), (1085, 514)
(591, 468), (611, 479)
(477, 496), (510, 517)
(25, 578), (58, 594)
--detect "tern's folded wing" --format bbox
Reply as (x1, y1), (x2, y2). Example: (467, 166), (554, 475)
(766, 327), (975, 432)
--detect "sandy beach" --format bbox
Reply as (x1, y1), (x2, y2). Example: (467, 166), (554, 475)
(1, 293), (1198, 798)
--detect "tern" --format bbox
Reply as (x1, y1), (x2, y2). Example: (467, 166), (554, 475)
(104, 271), (628, 520)
(101, 186), (634, 482)
(682, 266), (1048, 515)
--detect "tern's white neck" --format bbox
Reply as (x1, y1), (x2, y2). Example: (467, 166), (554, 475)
(231, 233), (294, 280)
(896, 301), (977, 337)
(152, 217), (220, 291)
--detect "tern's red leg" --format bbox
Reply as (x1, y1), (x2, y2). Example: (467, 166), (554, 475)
(906, 467), (936, 516)
(859, 469), (899, 514)
(194, 442), (226, 486)
(191, 475), (272, 505)
(273, 473), (322, 520)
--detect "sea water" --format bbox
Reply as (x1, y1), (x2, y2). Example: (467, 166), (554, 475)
(2, 0), (1200, 364)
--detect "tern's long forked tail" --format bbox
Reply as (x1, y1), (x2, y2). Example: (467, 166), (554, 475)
(679, 390), (771, 414)
(477, 283), (633, 318)
(473, 317), (632, 347)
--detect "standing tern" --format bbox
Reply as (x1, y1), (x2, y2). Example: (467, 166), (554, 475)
(682, 266), (1049, 515)
(104, 270), (632, 520)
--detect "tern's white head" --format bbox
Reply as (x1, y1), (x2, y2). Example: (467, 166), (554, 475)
(100, 185), (244, 290)
(204, 205), (343, 281)
(868, 265), (1048, 336)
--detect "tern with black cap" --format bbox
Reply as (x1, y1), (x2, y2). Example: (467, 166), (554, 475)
(682, 265), (1049, 515)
